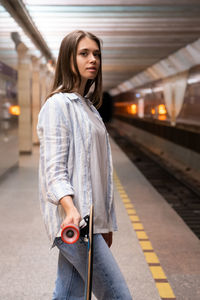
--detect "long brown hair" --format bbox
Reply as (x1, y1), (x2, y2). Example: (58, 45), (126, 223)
(46, 30), (102, 108)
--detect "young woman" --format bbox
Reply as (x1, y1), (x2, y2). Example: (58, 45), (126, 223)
(37, 30), (132, 300)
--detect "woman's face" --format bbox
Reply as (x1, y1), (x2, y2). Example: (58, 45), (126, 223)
(76, 36), (100, 83)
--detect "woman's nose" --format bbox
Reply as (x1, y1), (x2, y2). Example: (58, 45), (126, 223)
(89, 54), (96, 63)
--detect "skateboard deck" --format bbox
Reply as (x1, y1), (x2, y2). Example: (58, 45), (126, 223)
(85, 204), (94, 300)
(61, 205), (94, 300)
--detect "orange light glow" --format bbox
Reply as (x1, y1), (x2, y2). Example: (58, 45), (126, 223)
(158, 104), (167, 115)
(158, 115), (167, 121)
(151, 108), (155, 115)
(9, 105), (20, 116)
(130, 104), (137, 114)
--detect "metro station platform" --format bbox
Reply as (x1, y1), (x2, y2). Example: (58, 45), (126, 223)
(0, 138), (200, 300)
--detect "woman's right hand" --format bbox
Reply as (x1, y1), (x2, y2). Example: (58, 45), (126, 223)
(59, 195), (81, 229)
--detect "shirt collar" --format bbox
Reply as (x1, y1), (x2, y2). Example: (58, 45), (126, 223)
(65, 92), (79, 100)
(65, 92), (93, 107)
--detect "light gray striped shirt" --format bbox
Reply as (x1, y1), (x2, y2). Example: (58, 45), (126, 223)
(37, 92), (117, 244)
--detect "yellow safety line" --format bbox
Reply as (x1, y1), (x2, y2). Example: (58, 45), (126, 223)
(113, 170), (176, 300)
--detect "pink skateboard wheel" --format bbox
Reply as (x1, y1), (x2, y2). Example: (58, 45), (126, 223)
(61, 224), (80, 244)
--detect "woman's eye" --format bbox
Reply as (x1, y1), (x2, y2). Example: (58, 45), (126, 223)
(80, 52), (87, 56)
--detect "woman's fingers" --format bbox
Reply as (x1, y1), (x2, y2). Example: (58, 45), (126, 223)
(61, 212), (81, 229)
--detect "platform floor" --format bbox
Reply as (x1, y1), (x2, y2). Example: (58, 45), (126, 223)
(0, 138), (200, 300)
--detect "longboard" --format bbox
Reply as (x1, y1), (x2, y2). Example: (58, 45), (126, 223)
(61, 205), (94, 300)
(85, 204), (94, 300)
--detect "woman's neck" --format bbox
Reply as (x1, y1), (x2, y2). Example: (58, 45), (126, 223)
(74, 80), (87, 96)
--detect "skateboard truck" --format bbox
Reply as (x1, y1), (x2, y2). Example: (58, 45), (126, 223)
(61, 215), (89, 244)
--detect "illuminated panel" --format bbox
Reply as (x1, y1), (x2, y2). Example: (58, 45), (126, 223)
(158, 104), (167, 115)
(158, 104), (167, 121)
(9, 105), (20, 116)
(130, 104), (137, 114)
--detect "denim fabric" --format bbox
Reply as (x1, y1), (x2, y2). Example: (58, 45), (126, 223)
(52, 234), (132, 300)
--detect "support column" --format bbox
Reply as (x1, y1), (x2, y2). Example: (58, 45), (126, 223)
(46, 69), (54, 96)
(39, 61), (54, 107)
(171, 87), (176, 126)
(31, 57), (40, 145)
(40, 63), (48, 106)
(17, 43), (32, 154)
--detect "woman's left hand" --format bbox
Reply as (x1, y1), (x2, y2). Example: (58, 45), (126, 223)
(102, 232), (113, 248)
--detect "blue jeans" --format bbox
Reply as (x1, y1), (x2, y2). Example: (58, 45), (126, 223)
(52, 234), (132, 300)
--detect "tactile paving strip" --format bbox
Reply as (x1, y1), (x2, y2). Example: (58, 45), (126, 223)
(114, 170), (176, 300)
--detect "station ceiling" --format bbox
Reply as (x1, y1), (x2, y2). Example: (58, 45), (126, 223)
(1, 0), (200, 93)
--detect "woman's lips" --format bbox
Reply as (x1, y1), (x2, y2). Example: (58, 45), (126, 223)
(86, 67), (97, 72)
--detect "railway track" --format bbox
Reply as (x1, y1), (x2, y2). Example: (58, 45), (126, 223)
(107, 122), (200, 239)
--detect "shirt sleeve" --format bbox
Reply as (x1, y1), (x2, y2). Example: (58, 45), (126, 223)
(37, 95), (74, 205)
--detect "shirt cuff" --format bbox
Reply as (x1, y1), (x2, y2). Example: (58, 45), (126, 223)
(47, 181), (74, 205)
